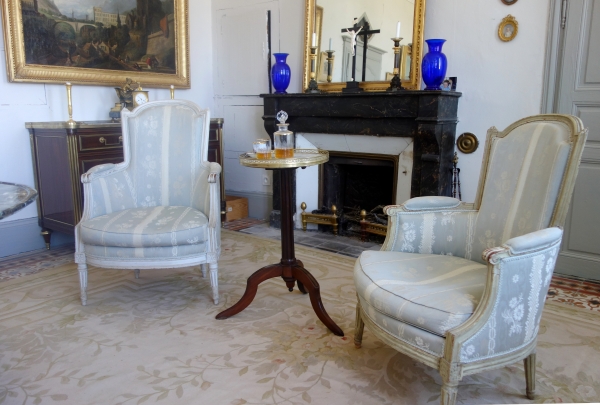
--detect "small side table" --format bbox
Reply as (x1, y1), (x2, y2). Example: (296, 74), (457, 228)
(216, 149), (343, 336)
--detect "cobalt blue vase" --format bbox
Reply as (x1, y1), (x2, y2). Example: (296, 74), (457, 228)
(422, 39), (448, 90)
(271, 53), (291, 94)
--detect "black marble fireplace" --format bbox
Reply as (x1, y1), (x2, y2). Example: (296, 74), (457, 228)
(261, 90), (461, 228)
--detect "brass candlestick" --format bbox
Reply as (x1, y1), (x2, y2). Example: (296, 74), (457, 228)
(65, 82), (76, 128)
(170, 85), (175, 99)
(326, 50), (335, 83)
(386, 37), (404, 92)
(305, 45), (321, 93)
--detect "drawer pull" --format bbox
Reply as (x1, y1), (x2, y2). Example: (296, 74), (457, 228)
(99, 136), (123, 146)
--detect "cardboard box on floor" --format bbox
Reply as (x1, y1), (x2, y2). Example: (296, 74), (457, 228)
(225, 196), (249, 222)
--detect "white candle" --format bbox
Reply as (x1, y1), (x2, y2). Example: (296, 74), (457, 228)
(396, 21), (401, 38)
(312, 33), (316, 47)
(329, 38), (332, 50)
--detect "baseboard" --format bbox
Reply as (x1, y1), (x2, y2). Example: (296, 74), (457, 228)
(0, 217), (74, 257)
(556, 252), (600, 281)
(225, 190), (272, 221)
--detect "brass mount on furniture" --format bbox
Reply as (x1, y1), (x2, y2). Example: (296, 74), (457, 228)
(360, 209), (388, 241)
(300, 202), (338, 235)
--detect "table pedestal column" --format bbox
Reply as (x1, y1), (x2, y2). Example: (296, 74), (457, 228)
(216, 169), (343, 336)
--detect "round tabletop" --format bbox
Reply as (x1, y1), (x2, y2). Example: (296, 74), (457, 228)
(239, 149), (329, 169)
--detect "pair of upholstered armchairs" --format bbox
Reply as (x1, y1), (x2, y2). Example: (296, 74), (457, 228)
(74, 101), (586, 405)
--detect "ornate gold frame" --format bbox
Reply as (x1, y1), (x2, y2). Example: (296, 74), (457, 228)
(498, 15), (519, 42)
(303, 0), (426, 92)
(1, 0), (190, 88)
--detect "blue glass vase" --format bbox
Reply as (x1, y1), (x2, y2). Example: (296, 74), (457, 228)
(271, 53), (291, 94)
(422, 39), (448, 90)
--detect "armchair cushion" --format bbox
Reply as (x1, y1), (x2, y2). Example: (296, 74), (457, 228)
(354, 251), (487, 338)
(80, 206), (208, 248)
(84, 243), (207, 259)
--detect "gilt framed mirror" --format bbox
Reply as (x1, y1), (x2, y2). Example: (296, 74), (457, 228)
(303, 0), (426, 92)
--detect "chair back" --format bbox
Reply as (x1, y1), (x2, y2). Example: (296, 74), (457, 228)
(121, 100), (210, 208)
(471, 115), (586, 259)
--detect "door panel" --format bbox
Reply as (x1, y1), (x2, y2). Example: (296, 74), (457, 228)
(555, 0), (600, 279)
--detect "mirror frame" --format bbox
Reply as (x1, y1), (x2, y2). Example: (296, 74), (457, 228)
(303, 0), (426, 92)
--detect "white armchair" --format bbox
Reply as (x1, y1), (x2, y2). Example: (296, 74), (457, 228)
(354, 114), (587, 404)
(75, 100), (222, 305)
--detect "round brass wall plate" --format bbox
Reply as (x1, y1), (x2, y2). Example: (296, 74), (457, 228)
(457, 132), (479, 154)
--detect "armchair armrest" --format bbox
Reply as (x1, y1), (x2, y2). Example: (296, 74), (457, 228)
(450, 227), (563, 364)
(192, 162), (222, 222)
(81, 163), (125, 183)
(79, 162), (136, 221)
(403, 196), (461, 211)
(382, 198), (478, 259)
(483, 227), (563, 263)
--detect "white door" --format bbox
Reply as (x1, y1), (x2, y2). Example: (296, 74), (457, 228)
(554, 0), (600, 280)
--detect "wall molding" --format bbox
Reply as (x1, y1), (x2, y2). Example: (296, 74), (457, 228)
(542, 0), (565, 113)
(0, 217), (74, 257)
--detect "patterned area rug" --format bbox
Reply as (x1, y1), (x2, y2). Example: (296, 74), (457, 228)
(0, 245), (75, 282)
(0, 231), (599, 404)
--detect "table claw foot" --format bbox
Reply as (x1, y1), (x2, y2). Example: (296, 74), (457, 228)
(292, 265), (344, 336)
(215, 264), (282, 320)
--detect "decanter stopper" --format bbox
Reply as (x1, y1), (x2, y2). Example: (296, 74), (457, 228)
(276, 110), (288, 124)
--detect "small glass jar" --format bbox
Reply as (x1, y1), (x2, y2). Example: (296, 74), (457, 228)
(274, 112), (294, 159)
(253, 139), (271, 159)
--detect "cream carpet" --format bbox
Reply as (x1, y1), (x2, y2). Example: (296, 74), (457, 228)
(1, 231), (599, 404)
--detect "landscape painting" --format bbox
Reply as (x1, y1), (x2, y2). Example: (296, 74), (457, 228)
(1, 0), (190, 87)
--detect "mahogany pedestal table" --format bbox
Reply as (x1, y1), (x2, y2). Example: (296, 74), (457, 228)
(216, 149), (343, 336)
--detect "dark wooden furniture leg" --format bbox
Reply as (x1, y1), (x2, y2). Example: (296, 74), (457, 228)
(216, 169), (343, 336)
(41, 229), (52, 249)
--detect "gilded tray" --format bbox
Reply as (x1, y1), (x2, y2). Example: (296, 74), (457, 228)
(239, 149), (329, 169)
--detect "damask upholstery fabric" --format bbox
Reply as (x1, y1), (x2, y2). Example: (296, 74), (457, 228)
(460, 230), (561, 363)
(84, 243), (208, 259)
(385, 121), (572, 266)
(473, 121), (570, 257)
(384, 209), (478, 259)
(80, 206), (208, 248)
(359, 296), (447, 356)
(354, 251), (487, 338)
(84, 104), (209, 221)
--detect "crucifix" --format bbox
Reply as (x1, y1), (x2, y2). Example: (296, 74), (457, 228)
(342, 19), (381, 83)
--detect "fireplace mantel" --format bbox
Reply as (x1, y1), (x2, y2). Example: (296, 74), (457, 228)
(261, 91), (461, 227)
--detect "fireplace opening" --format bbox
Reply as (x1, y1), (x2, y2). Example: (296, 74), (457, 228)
(317, 152), (398, 239)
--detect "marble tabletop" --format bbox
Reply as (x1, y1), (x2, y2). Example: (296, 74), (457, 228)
(0, 182), (38, 220)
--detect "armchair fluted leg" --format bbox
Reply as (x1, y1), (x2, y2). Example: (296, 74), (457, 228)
(209, 262), (219, 305)
(78, 263), (88, 306)
(354, 303), (365, 348)
(524, 352), (536, 400)
(134, 269), (140, 279)
(201, 264), (207, 278)
(440, 381), (458, 405)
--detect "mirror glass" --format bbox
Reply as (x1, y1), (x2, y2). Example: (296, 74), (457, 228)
(304, 0), (425, 91)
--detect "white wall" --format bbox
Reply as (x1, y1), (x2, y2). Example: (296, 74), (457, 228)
(212, 0), (304, 214)
(424, 0), (550, 202)
(0, 0), (215, 225)
(214, 0), (551, 206)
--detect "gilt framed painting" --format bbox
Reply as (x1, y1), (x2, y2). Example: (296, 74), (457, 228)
(1, 0), (190, 88)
